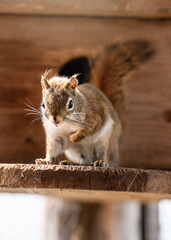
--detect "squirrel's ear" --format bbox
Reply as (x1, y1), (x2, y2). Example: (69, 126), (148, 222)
(41, 75), (50, 92)
(69, 74), (79, 89)
(41, 69), (53, 92)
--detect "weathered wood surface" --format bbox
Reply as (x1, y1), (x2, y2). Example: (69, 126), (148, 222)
(0, 16), (171, 169)
(0, 0), (171, 18)
(0, 164), (171, 202)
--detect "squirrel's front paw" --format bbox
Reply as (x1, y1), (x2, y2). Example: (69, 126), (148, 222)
(69, 133), (81, 143)
(93, 160), (108, 167)
(35, 158), (54, 165)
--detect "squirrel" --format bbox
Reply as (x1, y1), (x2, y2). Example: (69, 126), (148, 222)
(35, 72), (121, 167)
(35, 40), (154, 167)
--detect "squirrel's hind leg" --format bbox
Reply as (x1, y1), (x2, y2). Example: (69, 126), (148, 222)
(106, 126), (121, 167)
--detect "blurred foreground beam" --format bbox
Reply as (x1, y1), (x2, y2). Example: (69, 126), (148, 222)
(0, 164), (170, 202)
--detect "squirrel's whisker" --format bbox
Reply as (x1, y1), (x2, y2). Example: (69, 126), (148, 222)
(24, 103), (40, 112)
(64, 119), (83, 129)
(24, 99), (42, 124)
(65, 117), (92, 129)
(25, 112), (41, 117)
(72, 112), (86, 115)
(30, 117), (41, 125)
(25, 98), (35, 106)
(24, 108), (41, 114)
(24, 98), (40, 111)
(24, 99), (41, 117)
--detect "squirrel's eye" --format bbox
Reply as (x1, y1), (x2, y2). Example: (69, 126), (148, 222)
(68, 99), (74, 110)
(41, 102), (45, 108)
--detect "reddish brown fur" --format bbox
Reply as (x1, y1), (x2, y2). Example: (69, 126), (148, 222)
(90, 40), (154, 124)
(36, 40), (154, 167)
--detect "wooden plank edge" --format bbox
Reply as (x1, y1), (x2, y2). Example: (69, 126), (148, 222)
(0, 10), (171, 20)
(0, 188), (170, 203)
(0, 164), (170, 201)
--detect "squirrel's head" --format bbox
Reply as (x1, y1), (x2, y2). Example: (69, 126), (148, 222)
(41, 70), (79, 126)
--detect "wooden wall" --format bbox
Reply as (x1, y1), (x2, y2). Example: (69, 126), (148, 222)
(0, 3), (171, 170)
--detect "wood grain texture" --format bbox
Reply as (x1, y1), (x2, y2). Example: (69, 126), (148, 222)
(0, 164), (170, 202)
(0, 0), (171, 18)
(0, 16), (171, 169)
(0, 112), (45, 164)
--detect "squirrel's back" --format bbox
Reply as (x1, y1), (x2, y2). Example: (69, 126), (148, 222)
(78, 83), (119, 122)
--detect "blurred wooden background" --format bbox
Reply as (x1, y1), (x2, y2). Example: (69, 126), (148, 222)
(0, 3), (171, 169)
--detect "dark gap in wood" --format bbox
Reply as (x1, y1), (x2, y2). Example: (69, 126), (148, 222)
(141, 205), (146, 240)
(163, 110), (171, 123)
(58, 56), (91, 85)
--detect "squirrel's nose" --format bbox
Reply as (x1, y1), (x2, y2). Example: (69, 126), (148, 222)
(53, 116), (62, 125)
(53, 116), (57, 122)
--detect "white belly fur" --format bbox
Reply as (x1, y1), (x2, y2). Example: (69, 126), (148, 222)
(65, 115), (114, 164)
(43, 115), (114, 163)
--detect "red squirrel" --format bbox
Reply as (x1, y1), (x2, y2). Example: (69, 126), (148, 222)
(35, 40), (153, 167)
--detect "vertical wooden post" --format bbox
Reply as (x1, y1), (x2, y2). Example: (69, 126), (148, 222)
(45, 198), (146, 240)
(45, 199), (119, 240)
(141, 204), (159, 240)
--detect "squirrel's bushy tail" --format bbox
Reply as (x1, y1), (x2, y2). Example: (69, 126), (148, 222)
(91, 40), (154, 121)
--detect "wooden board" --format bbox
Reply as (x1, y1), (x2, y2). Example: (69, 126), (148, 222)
(0, 16), (171, 169)
(0, 0), (171, 18)
(0, 112), (45, 163)
(0, 164), (171, 202)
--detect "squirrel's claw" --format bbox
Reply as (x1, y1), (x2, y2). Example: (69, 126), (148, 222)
(93, 160), (108, 168)
(35, 158), (52, 165)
